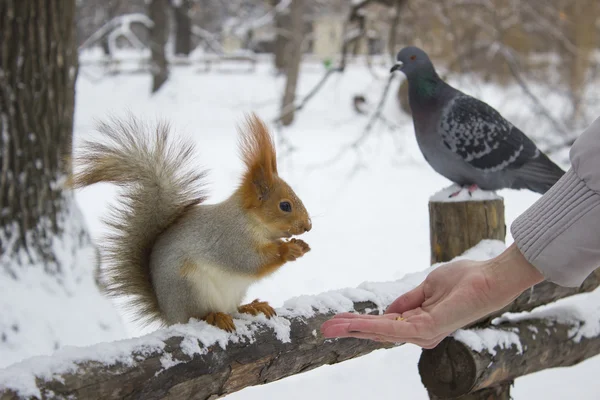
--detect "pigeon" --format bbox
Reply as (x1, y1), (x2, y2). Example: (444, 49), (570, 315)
(390, 46), (565, 197)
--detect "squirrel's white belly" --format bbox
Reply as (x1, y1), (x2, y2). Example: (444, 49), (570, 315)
(186, 263), (255, 314)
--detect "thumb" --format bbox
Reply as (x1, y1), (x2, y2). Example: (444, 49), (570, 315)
(385, 284), (425, 314)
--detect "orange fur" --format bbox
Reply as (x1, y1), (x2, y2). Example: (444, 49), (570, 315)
(202, 312), (236, 332)
(238, 299), (276, 318)
(238, 113), (279, 209)
(254, 239), (311, 278)
(233, 114), (313, 280)
(254, 241), (286, 278)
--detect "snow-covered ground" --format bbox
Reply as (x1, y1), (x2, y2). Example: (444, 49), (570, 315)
(4, 55), (600, 398)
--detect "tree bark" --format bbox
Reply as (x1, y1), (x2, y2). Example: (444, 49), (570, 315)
(429, 198), (506, 265)
(172, 0), (192, 56)
(100, 0), (122, 56)
(272, 0), (290, 73)
(148, 0), (169, 93)
(387, 0), (406, 61)
(397, 78), (411, 115)
(428, 383), (513, 400)
(0, 300), (396, 400)
(419, 317), (600, 399)
(0, 0), (79, 275)
(279, 0), (304, 126)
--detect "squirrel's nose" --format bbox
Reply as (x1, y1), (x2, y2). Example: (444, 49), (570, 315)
(303, 219), (312, 232)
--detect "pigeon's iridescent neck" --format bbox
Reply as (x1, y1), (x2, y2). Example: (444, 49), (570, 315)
(412, 71), (441, 99)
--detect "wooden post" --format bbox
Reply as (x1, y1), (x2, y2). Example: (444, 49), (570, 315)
(427, 383), (513, 400)
(426, 190), (507, 399)
(429, 193), (506, 265)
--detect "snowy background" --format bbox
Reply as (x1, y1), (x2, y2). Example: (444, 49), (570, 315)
(3, 53), (600, 398)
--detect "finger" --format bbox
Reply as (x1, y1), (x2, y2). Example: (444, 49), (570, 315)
(385, 285), (426, 315)
(331, 312), (361, 319)
(347, 318), (421, 338)
(332, 313), (401, 320)
(321, 320), (351, 338)
(397, 308), (423, 319)
(321, 314), (406, 337)
(333, 331), (406, 343)
(321, 320), (402, 342)
(322, 318), (445, 348)
(322, 313), (433, 338)
(320, 318), (351, 331)
(323, 328), (441, 349)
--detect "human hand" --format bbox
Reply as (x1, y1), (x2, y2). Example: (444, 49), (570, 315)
(320, 244), (544, 348)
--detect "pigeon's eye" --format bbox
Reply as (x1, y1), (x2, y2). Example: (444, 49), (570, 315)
(279, 201), (292, 213)
(410, 55), (417, 61)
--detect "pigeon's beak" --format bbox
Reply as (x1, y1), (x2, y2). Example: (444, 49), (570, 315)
(390, 62), (403, 73)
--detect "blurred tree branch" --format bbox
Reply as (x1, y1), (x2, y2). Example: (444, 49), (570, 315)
(273, 0), (400, 125)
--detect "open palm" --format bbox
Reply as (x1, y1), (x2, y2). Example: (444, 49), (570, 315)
(320, 249), (542, 348)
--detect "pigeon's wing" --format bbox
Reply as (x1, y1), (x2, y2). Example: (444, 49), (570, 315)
(439, 95), (538, 172)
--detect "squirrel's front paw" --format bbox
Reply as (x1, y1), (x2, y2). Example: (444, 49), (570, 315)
(280, 238), (311, 261)
(290, 238), (310, 253)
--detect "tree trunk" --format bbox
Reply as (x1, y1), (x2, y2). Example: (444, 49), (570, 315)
(279, 0), (304, 126)
(397, 77), (411, 115)
(272, 0), (290, 73)
(0, 0), (79, 274)
(100, 0), (121, 57)
(172, 0), (192, 56)
(429, 198), (506, 265)
(0, 0), (126, 368)
(149, 0), (169, 93)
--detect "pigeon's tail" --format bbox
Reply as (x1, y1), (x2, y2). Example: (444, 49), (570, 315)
(511, 152), (566, 194)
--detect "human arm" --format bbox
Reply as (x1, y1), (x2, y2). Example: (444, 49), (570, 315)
(511, 117), (600, 287)
(320, 243), (543, 347)
(321, 116), (600, 345)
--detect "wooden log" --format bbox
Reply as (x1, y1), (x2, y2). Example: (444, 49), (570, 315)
(0, 300), (396, 400)
(429, 197), (506, 265)
(418, 316), (600, 399)
(427, 382), (513, 400)
(470, 269), (600, 328)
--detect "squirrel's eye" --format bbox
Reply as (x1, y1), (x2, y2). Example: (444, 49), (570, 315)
(279, 201), (292, 212)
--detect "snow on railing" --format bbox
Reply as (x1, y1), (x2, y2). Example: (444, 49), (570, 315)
(2, 194), (600, 400)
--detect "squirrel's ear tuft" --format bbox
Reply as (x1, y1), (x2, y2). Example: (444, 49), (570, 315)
(238, 113), (278, 205)
(239, 113), (278, 177)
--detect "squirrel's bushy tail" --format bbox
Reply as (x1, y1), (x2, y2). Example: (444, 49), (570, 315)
(71, 115), (207, 326)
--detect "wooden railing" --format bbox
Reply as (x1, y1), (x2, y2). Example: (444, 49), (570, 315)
(1, 192), (599, 399)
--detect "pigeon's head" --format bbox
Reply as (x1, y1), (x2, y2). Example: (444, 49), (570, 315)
(390, 46), (435, 77)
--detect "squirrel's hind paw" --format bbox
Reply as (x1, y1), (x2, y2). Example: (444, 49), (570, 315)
(238, 299), (277, 319)
(203, 312), (236, 332)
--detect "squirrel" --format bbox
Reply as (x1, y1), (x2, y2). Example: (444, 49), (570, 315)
(70, 113), (312, 332)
